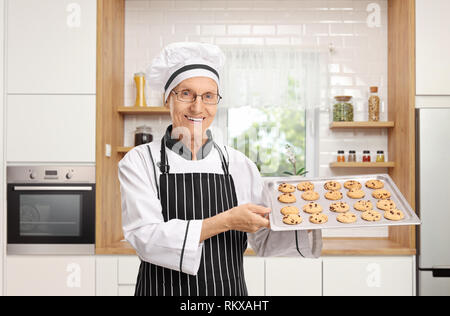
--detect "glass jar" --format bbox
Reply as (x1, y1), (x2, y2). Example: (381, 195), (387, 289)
(376, 150), (385, 163)
(134, 125), (153, 146)
(337, 150), (345, 162)
(348, 150), (357, 162)
(362, 150), (371, 162)
(368, 86), (380, 122)
(333, 96), (354, 122)
(134, 73), (148, 108)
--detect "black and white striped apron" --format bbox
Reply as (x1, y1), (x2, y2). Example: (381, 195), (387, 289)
(135, 138), (248, 296)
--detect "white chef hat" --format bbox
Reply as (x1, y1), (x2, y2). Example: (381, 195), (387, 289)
(146, 42), (226, 103)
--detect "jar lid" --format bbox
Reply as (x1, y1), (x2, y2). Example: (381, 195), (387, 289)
(338, 150), (345, 154)
(377, 150), (384, 154)
(363, 150), (371, 154)
(135, 72), (146, 77)
(370, 86), (378, 93)
(135, 125), (152, 133)
(334, 96), (352, 102)
(349, 150), (356, 154)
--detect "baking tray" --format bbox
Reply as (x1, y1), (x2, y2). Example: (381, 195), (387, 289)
(265, 174), (421, 232)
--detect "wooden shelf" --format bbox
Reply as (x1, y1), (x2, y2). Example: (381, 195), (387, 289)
(117, 146), (133, 153)
(330, 162), (396, 168)
(117, 106), (170, 115)
(330, 121), (395, 129)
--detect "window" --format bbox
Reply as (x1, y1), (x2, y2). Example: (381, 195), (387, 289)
(214, 47), (327, 177)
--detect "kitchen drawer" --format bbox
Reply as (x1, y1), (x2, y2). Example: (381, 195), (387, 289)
(118, 256), (141, 285)
(6, 95), (96, 163)
(6, 256), (96, 296)
(265, 257), (322, 296)
(322, 256), (414, 296)
(6, 0), (96, 94)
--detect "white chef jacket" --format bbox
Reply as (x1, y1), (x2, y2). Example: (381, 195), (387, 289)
(118, 139), (323, 276)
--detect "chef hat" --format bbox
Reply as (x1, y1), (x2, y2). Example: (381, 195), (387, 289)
(146, 42), (226, 103)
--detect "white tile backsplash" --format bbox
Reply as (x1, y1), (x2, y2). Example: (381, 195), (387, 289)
(124, 0), (389, 238)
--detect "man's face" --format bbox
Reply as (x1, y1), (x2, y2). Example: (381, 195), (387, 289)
(166, 77), (219, 142)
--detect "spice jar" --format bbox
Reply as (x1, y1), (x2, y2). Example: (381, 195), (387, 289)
(134, 125), (153, 146)
(348, 150), (357, 162)
(337, 150), (345, 162)
(362, 150), (371, 162)
(333, 96), (354, 122)
(376, 150), (385, 163)
(368, 86), (380, 122)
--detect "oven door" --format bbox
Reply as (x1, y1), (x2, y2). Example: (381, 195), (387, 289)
(7, 184), (95, 253)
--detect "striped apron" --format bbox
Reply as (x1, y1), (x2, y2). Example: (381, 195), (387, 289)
(134, 138), (248, 296)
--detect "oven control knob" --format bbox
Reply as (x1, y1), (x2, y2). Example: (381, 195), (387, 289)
(29, 172), (37, 179)
(66, 172), (73, 180)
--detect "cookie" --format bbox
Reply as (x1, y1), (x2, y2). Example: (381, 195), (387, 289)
(324, 181), (342, 191)
(301, 191), (320, 201)
(361, 210), (382, 222)
(337, 212), (358, 224)
(354, 200), (373, 212)
(325, 190), (343, 201)
(377, 199), (396, 211)
(278, 183), (296, 193)
(302, 202), (323, 214)
(372, 189), (391, 200)
(278, 193), (296, 204)
(365, 179), (384, 190)
(384, 209), (405, 221)
(297, 181), (314, 192)
(329, 202), (350, 213)
(283, 214), (303, 225)
(344, 180), (362, 190)
(309, 213), (328, 224)
(280, 206), (300, 216)
(347, 189), (366, 199)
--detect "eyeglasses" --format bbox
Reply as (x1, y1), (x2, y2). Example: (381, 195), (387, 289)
(171, 89), (222, 105)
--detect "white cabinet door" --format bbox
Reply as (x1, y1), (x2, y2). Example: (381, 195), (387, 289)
(6, 95), (96, 163)
(6, 256), (96, 296)
(243, 256), (265, 296)
(322, 257), (414, 296)
(6, 0), (96, 94)
(416, 0), (450, 95)
(265, 258), (322, 296)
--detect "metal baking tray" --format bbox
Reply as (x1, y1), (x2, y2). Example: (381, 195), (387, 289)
(265, 174), (421, 232)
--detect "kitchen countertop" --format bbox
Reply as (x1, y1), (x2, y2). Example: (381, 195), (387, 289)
(96, 238), (416, 256)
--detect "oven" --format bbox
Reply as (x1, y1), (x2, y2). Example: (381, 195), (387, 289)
(7, 166), (95, 255)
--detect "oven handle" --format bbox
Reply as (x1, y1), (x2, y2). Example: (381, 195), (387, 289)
(14, 186), (93, 191)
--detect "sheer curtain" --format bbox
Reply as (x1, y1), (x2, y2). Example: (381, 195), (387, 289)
(212, 46), (328, 177)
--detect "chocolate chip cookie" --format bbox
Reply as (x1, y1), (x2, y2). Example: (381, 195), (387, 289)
(324, 181), (342, 191)
(337, 212), (358, 224)
(384, 209), (405, 221)
(278, 183), (296, 193)
(376, 199), (396, 211)
(302, 202), (323, 214)
(347, 189), (366, 199)
(354, 200), (373, 212)
(372, 189), (392, 200)
(325, 190), (343, 201)
(280, 206), (300, 216)
(344, 180), (362, 190)
(365, 179), (385, 190)
(361, 210), (382, 222)
(282, 214), (303, 225)
(309, 213), (328, 224)
(329, 202), (350, 213)
(301, 191), (320, 201)
(278, 193), (296, 204)
(297, 181), (314, 192)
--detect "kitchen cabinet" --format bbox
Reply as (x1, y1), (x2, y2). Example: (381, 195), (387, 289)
(265, 258), (322, 296)
(6, 256), (96, 296)
(6, 0), (96, 94)
(416, 0), (450, 95)
(243, 256), (265, 296)
(6, 94), (96, 163)
(322, 257), (415, 296)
